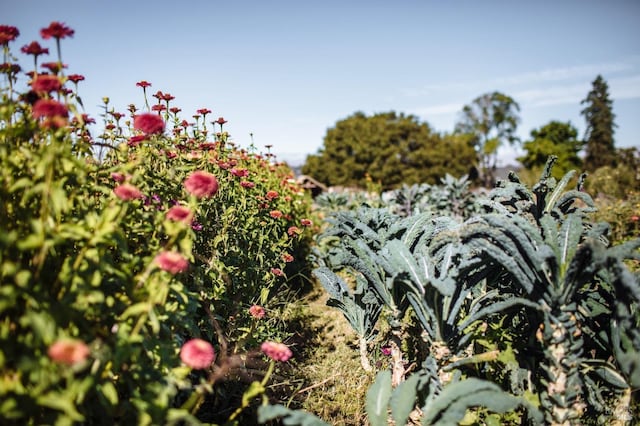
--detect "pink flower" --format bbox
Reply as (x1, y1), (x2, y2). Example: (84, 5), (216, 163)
(136, 80), (152, 88)
(32, 98), (68, 119)
(381, 346), (392, 356)
(287, 226), (301, 237)
(269, 210), (283, 219)
(113, 184), (143, 201)
(249, 305), (266, 319)
(110, 172), (126, 183)
(271, 267), (284, 277)
(632, 215), (639, 222)
(266, 190), (279, 201)
(300, 219), (313, 227)
(230, 167), (249, 178)
(31, 74), (62, 94)
(155, 251), (189, 274)
(180, 338), (215, 369)
(166, 205), (193, 223)
(240, 180), (255, 189)
(67, 74), (85, 83)
(128, 135), (146, 146)
(48, 339), (90, 365)
(184, 171), (219, 198)
(261, 341), (292, 362)
(133, 113), (165, 135)
(40, 22), (75, 40)
(282, 253), (294, 263)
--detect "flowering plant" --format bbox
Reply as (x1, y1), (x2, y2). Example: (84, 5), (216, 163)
(0, 22), (313, 425)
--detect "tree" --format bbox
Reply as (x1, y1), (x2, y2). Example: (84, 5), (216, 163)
(580, 75), (617, 171)
(301, 111), (476, 189)
(454, 91), (520, 187)
(518, 121), (583, 179)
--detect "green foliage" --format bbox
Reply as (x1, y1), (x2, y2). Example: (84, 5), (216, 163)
(302, 111), (476, 189)
(292, 156), (640, 425)
(1, 23), (314, 425)
(581, 75), (617, 171)
(455, 91), (521, 187)
(518, 120), (584, 180)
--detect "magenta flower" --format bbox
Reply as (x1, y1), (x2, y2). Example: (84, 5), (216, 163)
(261, 341), (292, 362)
(155, 251), (189, 274)
(180, 339), (215, 369)
(48, 339), (90, 365)
(40, 21), (75, 40)
(184, 171), (219, 198)
(165, 205), (193, 223)
(110, 172), (126, 183)
(133, 113), (165, 135)
(249, 305), (266, 319)
(113, 184), (143, 201)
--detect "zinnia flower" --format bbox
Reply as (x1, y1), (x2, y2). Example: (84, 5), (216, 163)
(31, 74), (62, 94)
(300, 218), (313, 227)
(282, 253), (294, 263)
(40, 21), (75, 39)
(32, 98), (68, 119)
(21, 41), (49, 56)
(249, 304), (266, 319)
(230, 168), (249, 178)
(166, 205), (193, 223)
(133, 113), (165, 135)
(271, 267), (284, 277)
(265, 190), (279, 201)
(48, 339), (90, 365)
(136, 80), (151, 88)
(0, 25), (19, 45)
(184, 171), (219, 198)
(180, 338), (215, 369)
(113, 184), (143, 200)
(67, 73), (85, 83)
(269, 210), (283, 219)
(287, 226), (301, 237)
(240, 180), (255, 189)
(260, 341), (292, 362)
(155, 251), (189, 274)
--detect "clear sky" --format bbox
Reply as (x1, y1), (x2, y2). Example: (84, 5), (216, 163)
(5, 0), (640, 166)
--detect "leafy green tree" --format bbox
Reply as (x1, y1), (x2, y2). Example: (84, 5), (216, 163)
(302, 111), (476, 189)
(454, 92), (520, 187)
(518, 120), (583, 179)
(580, 75), (617, 171)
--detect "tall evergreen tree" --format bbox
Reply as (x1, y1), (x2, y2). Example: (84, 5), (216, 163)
(580, 75), (617, 171)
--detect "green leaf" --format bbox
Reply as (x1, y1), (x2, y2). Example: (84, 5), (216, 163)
(366, 370), (392, 426)
(37, 392), (85, 422)
(390, 373), (419, 426)
(257, 404), (330, 425)
(100, 381), (119, 406)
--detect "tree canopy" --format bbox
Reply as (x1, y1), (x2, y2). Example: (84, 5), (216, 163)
(581, 75), (617, 171)
(454, 91), (520, 187)
(301, 111), (476, 189)
(518, 121), (583, 179)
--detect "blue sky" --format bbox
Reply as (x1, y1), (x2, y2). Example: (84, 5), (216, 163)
(5, 1), (640, 166)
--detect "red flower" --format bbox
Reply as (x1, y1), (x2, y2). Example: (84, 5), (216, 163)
(269, 210), (283, 219)
(0, 63), (21, 75)
(266, 190), (279, 201)
(271, 267), (284, 277)
(41, 62), (66, 73)
(215, 117), (228, 125)
(48, 339), (90, 365)
(282, 253), (294, 263)
(180, 339), (215, 369)
(197, 108), (211, 115)
(32, 98), (68, 119)
(162, 92), (175, 102)
(260, 341), (292, 362)
(249, 305), (266, 319)
(111, 172), (126, 183)
(67, 74), (85, 83)
(240, 180), (255, 189)
(21, 41), (49, 56)
(136, 80), (152, 88)
(40, 22), (75, 40)
(128, 135), (146, 146)
(151, 104), (167, 112)
(133, 113), (165, 135)
(166, 205), (193, 223)
(0, 25), (19, 45)
(31, 74), (62, 94)
(632, 215), (639, 222)
(300, 218), (313, 227)
(113, 184), (143, 200)
(184, 171), (219, 198)
(155, 251), (189, 274)
(170, 107), (181, 114)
